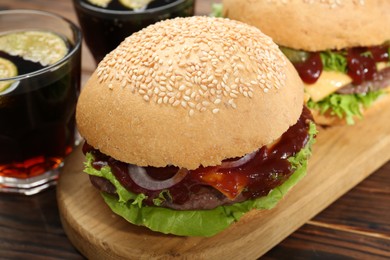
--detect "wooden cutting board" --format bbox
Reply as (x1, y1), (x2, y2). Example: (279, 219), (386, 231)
(57, 98), (390, 259)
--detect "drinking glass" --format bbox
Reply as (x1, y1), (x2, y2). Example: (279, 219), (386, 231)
(73, 0), (195, 64)
(0, 9), (82, 195)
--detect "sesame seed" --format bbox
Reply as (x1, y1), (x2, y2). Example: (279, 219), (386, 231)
(230, 93), (238, 98)
(185, 89), (191, 96)
(202, 101), (210, 107)
(201, 85), (208, 91)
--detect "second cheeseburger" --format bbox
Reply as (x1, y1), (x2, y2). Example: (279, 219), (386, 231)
(223, 0), (390, 125)
(76, 16), (316, 237)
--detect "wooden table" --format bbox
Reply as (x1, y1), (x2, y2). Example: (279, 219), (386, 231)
(1, 0), (389, 259)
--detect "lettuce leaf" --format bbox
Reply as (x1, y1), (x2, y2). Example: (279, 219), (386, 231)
(307, 90), (385, 125)
(320, 51), (347, 73)
(84, 123), (316, 237)
(84, 153), (146, 203)
(388, 46), (390, 58)
(210, 3), (223, 17)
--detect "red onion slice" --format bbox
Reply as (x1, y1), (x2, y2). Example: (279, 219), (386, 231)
(219, 151), (257, 169)
(128, 165), (188, 191)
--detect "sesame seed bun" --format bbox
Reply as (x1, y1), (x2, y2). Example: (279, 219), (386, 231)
(223, 0), (390, 51)
(76, 16), (304, 170)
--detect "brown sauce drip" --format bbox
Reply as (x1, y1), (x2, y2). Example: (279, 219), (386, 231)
(294, 53), (323, 84)
(293, 44), (389, 85)
(83, 106), (313, 207)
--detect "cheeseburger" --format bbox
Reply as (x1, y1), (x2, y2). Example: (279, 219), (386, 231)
(76, 16), (316, 237)
(223, 0), (390, 125)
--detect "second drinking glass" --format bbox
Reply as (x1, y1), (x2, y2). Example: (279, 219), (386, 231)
(73, 0), (196, 64)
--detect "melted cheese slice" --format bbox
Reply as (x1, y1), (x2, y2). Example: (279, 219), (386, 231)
(305, 71), (352, 102)
(305, 62), (390, 102)
(197, 170), (247, 200)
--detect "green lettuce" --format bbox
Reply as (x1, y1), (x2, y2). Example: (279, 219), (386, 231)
(320, 51), (347, 73)
(307, 90), (385, 125)
(388, 46), (390, 58)
(210, 3), (223, 17)
(84, 153), (144, 203)
(84, 123), (316, 237)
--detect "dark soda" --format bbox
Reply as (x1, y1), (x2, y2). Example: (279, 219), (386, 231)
(0, 32), (81, 179)
(73, 0), (195, 63)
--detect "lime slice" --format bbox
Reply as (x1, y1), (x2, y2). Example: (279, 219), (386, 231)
(0, 57), (18, 93)
(87, 0), (112, 7)
(0, 31), (68, 67)
(119, 0), (154, 10)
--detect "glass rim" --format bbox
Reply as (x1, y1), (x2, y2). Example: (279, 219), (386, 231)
(0, 9), (82, 82)
(74, 0), (192, 16)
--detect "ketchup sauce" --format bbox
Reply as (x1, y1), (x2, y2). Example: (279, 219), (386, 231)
(369, 45), (390, 62)
(293, 44), (389, 85)
(293, 53), (323, 84)
(347, 48), (377, 85)
(83, 107), (314, 207)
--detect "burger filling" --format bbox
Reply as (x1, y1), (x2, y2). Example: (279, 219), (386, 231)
(281, 43), (390, 124)
(82, 107), (316, 236)
(83, 107), (314, 211)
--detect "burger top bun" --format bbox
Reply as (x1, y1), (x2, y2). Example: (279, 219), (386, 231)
(223, 0), (390, 51)
(76, 16), (304, 170)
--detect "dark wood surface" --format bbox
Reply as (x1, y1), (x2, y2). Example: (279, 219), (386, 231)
(1, 0), (390, 259)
